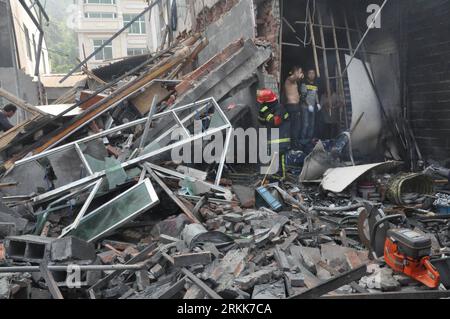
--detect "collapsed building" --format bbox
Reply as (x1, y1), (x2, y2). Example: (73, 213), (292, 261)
(0, 0), (450, 300)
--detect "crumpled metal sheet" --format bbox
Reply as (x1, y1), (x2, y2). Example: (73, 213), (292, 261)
(321, 161), (399, 193)
(345, 55), (383, 156)
(299, 141), (340, 183)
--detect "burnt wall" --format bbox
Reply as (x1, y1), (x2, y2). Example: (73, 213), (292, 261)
(407, 0), (450, 162)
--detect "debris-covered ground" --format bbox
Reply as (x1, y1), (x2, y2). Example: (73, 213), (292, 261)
(1, 0), (450, 300)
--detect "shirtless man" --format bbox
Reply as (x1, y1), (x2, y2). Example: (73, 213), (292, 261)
(284, 66), (304, 149)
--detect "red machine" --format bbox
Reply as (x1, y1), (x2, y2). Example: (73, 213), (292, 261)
(384, 228), (440, 288)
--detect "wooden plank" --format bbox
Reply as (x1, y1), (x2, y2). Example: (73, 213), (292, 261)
(32, 39), (208, 155)
(131, 82), (172, 116)
(157, 277), (187, 299)
(146, 165), (201, 224)
(40, 262), (64, 300)
(0, 115), (40, 152)
(79, 91), (108, 110)
(181, 268), (223, 300)
(161, 252), (222, 300)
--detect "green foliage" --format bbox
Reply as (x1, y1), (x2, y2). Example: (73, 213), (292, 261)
(44, 0), (78, 74)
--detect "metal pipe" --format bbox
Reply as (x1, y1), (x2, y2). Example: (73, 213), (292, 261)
(0, 264), (145, 273)
(34, 32), (44, 77)
(34, 0), (50, 22)
(3, 54), (178, 155)
(18, 0), (43, 32)
(138, 96), (158, 150)
(60, 0), (162, 83)
(295, 21), (360, 33)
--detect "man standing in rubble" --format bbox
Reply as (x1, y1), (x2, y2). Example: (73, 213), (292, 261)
(300, 68), (322, 144)
(0, 104), (17, 132)
(257, 89), (291, 180)
(284, 66), (304, 150)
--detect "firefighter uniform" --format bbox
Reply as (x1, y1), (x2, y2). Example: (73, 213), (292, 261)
(257, 91), (291, 180)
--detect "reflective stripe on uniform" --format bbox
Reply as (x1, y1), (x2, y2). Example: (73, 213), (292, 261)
(281, 154), (286, 179)
(267, 114), (274, 121)
(269, 138), (291, 144)
(306, 85), (318, 91)
(260, 106), (269, 113)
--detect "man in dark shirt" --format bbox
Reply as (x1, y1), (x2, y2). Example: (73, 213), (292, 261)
(0, 104), (17, 132)
(300, 69), (322, 144)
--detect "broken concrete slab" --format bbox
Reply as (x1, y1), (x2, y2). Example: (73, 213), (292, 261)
(252, 280), (286, 299)
(293, 246), (321, 274)
(284, 272), (306, 288)
(345, 250), (370, 270)
(50, 236), (96, 262)
(232, 185), (256, 208)
(234, 267), (275, 291)
(184, 249), (248, 299)
(0, 208), (29, 234)
(0, 223), (16, 239)
(321, 243), (356, 269)
(223, 213), (245, 223)
(274, 246), (291, 271)
(173, 252), (212, 268)
(197, 0), (256, 65)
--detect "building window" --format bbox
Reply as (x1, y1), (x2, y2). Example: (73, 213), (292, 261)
(23, 25), (32, 60)
(85, 12), (117, 19)
(84, 0), (116, 4)
(127, 48), (148, 56)
(123, 14), (146, 34)
(93, 39), (113, 61)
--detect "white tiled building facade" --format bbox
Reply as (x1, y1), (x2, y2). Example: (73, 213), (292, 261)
(73, 0), (153, 68)
(73, 0), (225, 69)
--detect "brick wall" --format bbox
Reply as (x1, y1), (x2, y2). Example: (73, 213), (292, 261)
(407, 0), (450, 161)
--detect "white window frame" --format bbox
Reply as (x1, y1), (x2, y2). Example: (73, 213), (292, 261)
(93, 39), (113, 61)
(123, 13), (146, 34)
(84, 0), (116, 4)
(84, 12), (117, 19)
(127, 48), (148, 56)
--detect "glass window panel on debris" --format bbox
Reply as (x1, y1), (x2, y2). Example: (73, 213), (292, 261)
(68, 179), (159, 242)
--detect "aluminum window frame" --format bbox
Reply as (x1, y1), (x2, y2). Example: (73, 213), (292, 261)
(13, 98), (232, 204)
(66, 178), (159, 243)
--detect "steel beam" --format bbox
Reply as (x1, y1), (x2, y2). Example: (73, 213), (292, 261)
(289, 265), (368, 299)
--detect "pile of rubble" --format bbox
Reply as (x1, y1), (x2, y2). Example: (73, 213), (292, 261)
(1, 163), (450, 299)
(0, 28), (449, 300)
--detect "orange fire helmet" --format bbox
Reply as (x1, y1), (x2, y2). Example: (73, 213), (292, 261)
(257, 89), (278, 104)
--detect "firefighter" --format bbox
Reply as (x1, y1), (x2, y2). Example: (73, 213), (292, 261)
(257, 89), (291, 180)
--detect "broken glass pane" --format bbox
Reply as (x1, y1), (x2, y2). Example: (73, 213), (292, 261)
(67, 179), (159, 242)
(105, 157), (128, 189)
